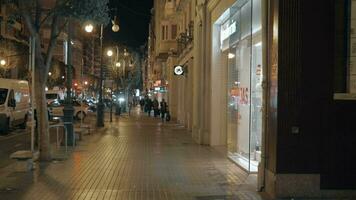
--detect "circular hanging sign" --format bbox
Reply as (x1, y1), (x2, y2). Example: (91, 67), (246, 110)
(174, 65), (184, 76)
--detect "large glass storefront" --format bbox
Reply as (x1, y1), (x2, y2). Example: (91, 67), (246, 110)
(216, 0), (262, 172)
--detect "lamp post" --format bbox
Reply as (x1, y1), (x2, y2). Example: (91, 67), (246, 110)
(84, 19), (119, 127)
(106, 49), (114, 122)
(113, 46), (123, 116)
(63, 19), (75, 146)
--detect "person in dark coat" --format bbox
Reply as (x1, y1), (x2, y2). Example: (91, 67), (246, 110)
(139, 98), (145, 111)
(145, 98), (153, 116)
(152, 98), (159, 117)
(160, 99), (167, 122)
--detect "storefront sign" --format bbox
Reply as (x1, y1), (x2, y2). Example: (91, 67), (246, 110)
(221, 21), (236, 43)
(174, 65), (184, 76)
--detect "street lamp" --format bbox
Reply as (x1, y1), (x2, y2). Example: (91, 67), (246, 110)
(48, 72), (52, 76)
(84, 24), (94, 33)
(107, 50), (113, 57)
(115, 62), (121, 67)
(112, 16), (120, 32)
(84, 19), (119, 127)
(0, 59), (6, 66)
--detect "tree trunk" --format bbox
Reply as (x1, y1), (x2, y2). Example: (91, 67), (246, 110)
(34, 39), (51, 161)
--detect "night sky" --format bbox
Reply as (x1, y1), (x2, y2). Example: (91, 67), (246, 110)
(104, 0), (153, 49)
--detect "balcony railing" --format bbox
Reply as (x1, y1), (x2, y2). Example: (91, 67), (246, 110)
(176, 21), (194, 55)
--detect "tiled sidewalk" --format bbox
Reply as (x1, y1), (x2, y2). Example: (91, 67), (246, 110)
(0, 112), (265, 200)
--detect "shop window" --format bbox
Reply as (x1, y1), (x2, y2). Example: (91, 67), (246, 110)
(216, 0), (262, 172)
(334, 0), (356, 98)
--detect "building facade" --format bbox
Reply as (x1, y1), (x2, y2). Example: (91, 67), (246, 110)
(149, 0), (356, 198)
(0, 3), (29, 79)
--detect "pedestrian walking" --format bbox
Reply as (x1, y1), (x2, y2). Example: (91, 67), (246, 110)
(160, 99), (167, 122)
(128, 101), (132, 116)
(145, 98), (153, 116)
(139, 98), (145, 111)
(153, 98), (159, 117)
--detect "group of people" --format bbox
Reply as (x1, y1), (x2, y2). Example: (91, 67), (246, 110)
(139, 96), (170, 122)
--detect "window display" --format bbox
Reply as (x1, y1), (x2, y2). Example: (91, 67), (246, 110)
(219, 0), (262, 172)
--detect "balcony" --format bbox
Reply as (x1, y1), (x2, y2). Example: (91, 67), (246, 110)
(176, 21), (193, 57)
(156, 40), (177, 59)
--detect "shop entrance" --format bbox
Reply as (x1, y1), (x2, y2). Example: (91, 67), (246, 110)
(214, 0), (263, 173)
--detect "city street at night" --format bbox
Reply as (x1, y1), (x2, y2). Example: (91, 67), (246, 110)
(0, 0), (355, 199)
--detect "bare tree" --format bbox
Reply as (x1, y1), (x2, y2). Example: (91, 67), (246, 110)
(4, 0), (109, 161)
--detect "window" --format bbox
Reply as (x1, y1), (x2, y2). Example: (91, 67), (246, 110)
(218, 0), (262, 173)
(7, 90), (14, 107)
(0, 89), (8, 105)
(162, 26), (165, 40)
(349, 0), (356, 92)
(171, 24), (177, 39)
(165, 25), (169, 40)
(15, 92), (22, 103)
(334, 0), (356, 97)
(161, 25), (169, 40)
(46, 93), (59, 100)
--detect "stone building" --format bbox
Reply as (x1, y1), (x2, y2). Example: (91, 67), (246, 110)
(150, 0), (356, 198)
(0, 3), (29, 79)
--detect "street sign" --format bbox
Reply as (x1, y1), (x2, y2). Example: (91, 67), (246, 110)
(174, 65), (184, 76)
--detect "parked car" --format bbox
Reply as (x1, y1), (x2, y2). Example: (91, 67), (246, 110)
(0, 79), (30, 134)
(46, 90), (64, 104)
(48, 99), (90, 120)
(82, 99), (97, 112)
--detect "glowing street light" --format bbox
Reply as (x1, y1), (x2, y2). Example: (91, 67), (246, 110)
(0, 59), (6, 66)
(84, 24), (94, 33)
(112, 16), (120, 32)
(84, 81), (88, 85)
(48, 72), (52, 76)
(107, 50), (113, 57)
(112, 24), (120, 32)
(116, 62), (121, 67)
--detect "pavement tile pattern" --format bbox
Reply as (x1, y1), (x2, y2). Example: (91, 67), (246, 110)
(0, 113), (264, 200)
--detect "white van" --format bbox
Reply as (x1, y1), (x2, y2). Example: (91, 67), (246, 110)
(0, 79), (30, 133)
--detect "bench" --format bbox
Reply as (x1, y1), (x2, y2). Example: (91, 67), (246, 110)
(10, 150), (35, 172)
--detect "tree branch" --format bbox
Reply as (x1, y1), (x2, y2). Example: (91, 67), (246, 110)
(39, 0), (71, 28)
(35, 0), (42, 31)
(18, 1), (37, 37)
(44, 15), (59, 69)
(39, 9), (53, 28)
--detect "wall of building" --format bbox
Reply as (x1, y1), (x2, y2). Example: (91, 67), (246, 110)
(264, 0), (356, 198)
